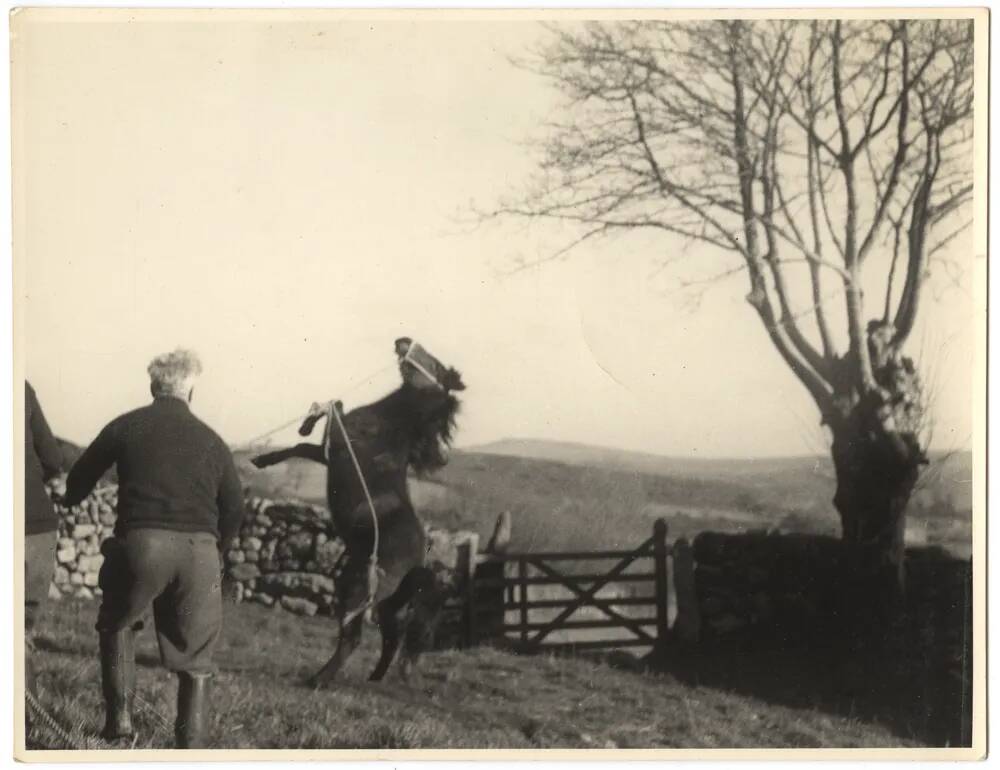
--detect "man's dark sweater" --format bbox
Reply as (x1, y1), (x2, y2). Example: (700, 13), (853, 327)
(25, 382), (64, 535)
(65, 396), (244, 547)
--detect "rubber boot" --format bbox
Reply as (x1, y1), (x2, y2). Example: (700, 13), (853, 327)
(99, 630), (135, 741)
(174, 672), (211, 749)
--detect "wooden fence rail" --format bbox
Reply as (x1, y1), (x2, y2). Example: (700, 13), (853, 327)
(443, 518), (671, 655)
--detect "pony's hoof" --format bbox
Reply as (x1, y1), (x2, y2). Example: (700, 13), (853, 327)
(250, 456), (266, 469)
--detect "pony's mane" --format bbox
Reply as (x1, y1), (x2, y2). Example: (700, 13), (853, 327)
(406, 389), (461, 476)
(369, 383), (461, 476)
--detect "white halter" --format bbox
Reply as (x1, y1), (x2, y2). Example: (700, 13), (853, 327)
(400, 341), (445, 390)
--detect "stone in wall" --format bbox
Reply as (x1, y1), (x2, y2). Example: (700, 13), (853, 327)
(228, 563), (261, 582)
(315, 539), (345, 571)
(276, 531), (315, 562)
(280, 596), (318, 616)
(256, 572), (336, 599)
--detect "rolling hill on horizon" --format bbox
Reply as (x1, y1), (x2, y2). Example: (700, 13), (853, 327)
(467, 437), (836, 478)
(469, 436), (971, 480)
(465, 437), (972, 514)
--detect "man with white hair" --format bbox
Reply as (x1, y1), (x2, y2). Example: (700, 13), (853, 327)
(64, 349), (244, 749)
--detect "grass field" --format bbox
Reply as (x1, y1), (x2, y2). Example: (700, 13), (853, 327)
(34, 439), (969, 751)
(27, 598), (922, 751)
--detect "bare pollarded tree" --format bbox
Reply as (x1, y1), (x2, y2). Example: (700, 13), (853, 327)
(496, 19), (974, 596)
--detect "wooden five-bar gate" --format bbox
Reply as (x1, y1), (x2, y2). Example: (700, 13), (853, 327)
(442, 518), (671, 655)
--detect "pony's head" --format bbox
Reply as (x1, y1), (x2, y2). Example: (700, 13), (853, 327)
(391, 339), (464, 475)
(395, 338), (465, 393)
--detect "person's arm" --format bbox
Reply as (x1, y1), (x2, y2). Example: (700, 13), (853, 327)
(64, 422), (118, 506)
(216, 449), (245, 551)
(27, 385), (64, 480)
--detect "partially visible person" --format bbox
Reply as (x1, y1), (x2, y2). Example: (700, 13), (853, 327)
(24, 381), (64, 699)
(64, 349), (244, 748)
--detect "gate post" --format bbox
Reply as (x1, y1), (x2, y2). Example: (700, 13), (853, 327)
(672, 538), (700, 643)
(475, 511), (513, 646)
(518, 557), (529, 647)
(458, 539), (477, 648)
(653, 518), (670, 653)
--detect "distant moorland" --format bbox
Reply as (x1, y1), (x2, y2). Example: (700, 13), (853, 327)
(232, 438), (973, 559)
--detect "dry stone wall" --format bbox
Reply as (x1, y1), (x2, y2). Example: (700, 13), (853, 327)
(673, 529), (973, 652)
(47, 482), (117, 600)
(45, 481), (477, 618)
(681, 530), (847, 645)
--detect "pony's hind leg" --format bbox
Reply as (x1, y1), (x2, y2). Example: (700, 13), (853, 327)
(367, 567), (425, 682)
(397, 575), (446, 683)
(398, 614), (433, 683)
(367, 602), (402, 682)
(252, 442), (326, 469)
(308, 614), (364, 690)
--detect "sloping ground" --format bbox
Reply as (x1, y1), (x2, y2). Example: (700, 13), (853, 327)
(232, 442), (972, 558)
(234, 448), (831, 551)
(470, 439), (972, 515)
(425, 453), (971, 558)
(27, 598), (919, 750)
(470, 438), (831, 481)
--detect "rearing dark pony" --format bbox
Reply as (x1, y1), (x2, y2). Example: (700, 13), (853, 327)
(251, 338), (465, 687)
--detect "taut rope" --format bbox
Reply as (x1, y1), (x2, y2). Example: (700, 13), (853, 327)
(240, 340), (438, 450)
(325, 401), (382, 626)
(237, 360), (397, 450)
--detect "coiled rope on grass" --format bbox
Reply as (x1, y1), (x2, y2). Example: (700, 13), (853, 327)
(25, 688), (87, 751)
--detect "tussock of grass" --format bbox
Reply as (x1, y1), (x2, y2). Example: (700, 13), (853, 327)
(26, 598), (920, 751)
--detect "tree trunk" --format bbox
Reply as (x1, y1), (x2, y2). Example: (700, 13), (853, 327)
(830, 399), (924, 604)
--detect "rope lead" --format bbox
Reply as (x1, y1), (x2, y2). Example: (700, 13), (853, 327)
(327, 401), (382, 625)
(25, 688), (87, 751)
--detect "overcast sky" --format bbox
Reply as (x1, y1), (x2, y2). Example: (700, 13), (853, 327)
(15, 12), (978, 458)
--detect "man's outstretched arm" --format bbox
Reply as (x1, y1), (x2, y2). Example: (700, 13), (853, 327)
(64, 423), (118, 506)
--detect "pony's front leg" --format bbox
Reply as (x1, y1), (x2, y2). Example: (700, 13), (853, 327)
(251, 442), (326, 469)
(308, 613), (364, 690)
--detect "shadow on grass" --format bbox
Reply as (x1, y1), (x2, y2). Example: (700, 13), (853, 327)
(648, 548), (972, 748)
